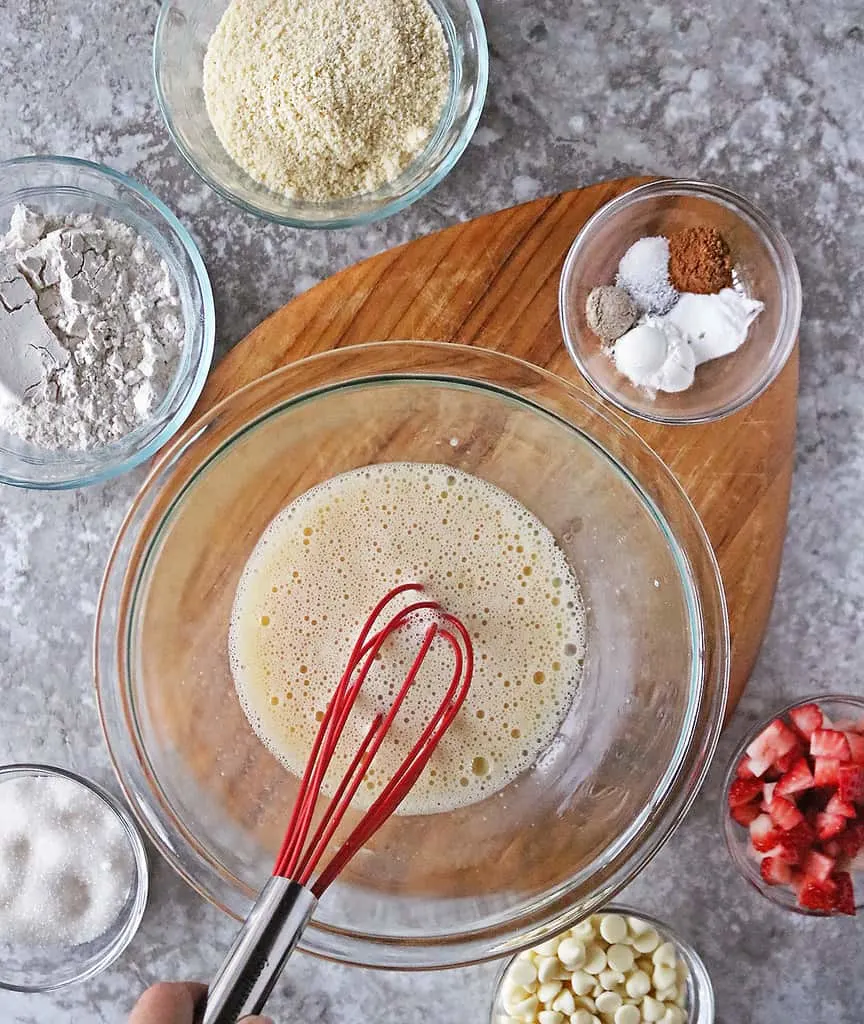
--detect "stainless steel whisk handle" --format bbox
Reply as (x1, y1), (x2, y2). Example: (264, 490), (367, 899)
(201, 877), (318, 1024)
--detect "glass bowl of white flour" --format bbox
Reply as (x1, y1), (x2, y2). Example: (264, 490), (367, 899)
(0, 156), (215, 489)
(154, 0), (488, 228)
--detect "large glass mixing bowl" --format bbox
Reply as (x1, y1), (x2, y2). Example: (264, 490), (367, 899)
(95, 343), (728, 969)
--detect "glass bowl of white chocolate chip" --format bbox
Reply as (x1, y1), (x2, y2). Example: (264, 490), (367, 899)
(490, 908), (715, 1024)
(0, 156), (214, 489)
(96, 343), (729, 970)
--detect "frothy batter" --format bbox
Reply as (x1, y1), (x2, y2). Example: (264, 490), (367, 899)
(229, 464), (586, 815)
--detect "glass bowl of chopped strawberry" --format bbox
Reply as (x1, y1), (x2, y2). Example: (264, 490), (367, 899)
(723, 695), (864, 917)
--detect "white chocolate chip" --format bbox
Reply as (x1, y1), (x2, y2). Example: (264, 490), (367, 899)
(583, 945), (607, 975)
(662, 1008), (686, 1024)
(570, 970), (595, 996)
(538, 957), (563, 984)
(598, 913), (628, 944)
(607, 944), (635, 974)
(625, 916), (651, 936)
(570, 1013), (595, 1024)
(552, 990), (575, 1015)
(595, 991), (623, 1015)
(538, 1012), (564, 1024)
(538, 981), (563, 1004)
(509, 994), (540, 1019)
(625, 969), (652, 999)
(642, 995), (666, 1022)
(536, 940), (561, 957)
(508, 958), (539, 989)
(652, 942), (677, 968)
(598, 969), (624, 991)
(575, 995), (597, 1013)
(503, 984), (531, 1014)
(653, 964), (677, 991)
(632, 928), (661, 954)
(570, 920), (595, 941)
(614, 1006), (642, 1024)
(657, 985), (678, 1004)
(558, 937), (587, 968)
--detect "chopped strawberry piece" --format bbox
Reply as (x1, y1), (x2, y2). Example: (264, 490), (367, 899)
(760, 856), (793, 886)
(803, 850), (835, 882)
(838, 765), (864, 804)
(844, 732), (864, 764)
(728, 777), (763, 807)
(832, 871), (856, 916)
(825, 793), (857, 818)
(762, 781), (777, 807)
(776, 836), (804, 865)
(747, 719), (799, 769)
(785, 820), (817, 853)
(837, 821), (864, 858)
(790, 703), (823, 740)
(775, 757), (815, 797)
(750, 813), (781, 852)
(798, 877), (837, 913)
(814, 758), (841, 787)
(769, 795), (805, 831)
(736, 758), (756, 779)
(774, 746), (802, 773)
(822, 839), (842, 858)
(731, 802), (761, 826)
(811, 729), (852, 761)
(815, 812), (847, 841)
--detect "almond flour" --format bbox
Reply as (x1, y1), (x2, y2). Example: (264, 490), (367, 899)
(203, 0), (450, 201)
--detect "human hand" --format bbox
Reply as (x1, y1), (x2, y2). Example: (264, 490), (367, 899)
(129, 982), (274, 1024)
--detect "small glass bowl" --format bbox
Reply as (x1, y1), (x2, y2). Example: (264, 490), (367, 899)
(0, 763), (149, 992)
(154, 0), (488, 228)
(559, 179), (801, 425)
(722, 694), (864, 916)
(0, 156), (215, 490)
(489, 904), (715, 1024)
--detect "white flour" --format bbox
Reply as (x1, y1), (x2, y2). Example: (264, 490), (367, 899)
(0, 205), (184, 450)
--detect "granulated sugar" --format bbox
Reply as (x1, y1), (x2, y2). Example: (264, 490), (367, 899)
(203, 0), (450, 200)
(0, 775), (134, 949)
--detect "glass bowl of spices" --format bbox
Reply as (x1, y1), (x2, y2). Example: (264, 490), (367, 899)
(0, 763), (149, 992)
(154, 0), (488, 228)
(0, 156), (215, 490)
(559, 179), (801, 424)
(489, 906), (715, 1024)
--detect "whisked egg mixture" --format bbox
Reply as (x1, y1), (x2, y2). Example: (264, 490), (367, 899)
(229, 463), (586, 815)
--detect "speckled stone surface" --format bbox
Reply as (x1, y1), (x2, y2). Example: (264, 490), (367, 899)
(1, 1), (863, 1021)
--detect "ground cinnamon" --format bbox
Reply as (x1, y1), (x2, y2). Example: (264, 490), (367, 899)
(668, 226), (733, 293)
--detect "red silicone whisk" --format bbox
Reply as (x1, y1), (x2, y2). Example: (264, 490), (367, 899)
(201, 583), (473, 1024)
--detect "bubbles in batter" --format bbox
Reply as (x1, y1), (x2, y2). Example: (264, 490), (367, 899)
(229, 463), (586, 815)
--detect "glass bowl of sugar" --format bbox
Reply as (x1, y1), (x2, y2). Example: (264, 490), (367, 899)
(559, 179), (802, 425)
(0, 156), (215, 490)
(0, 763), (149, 992)
(154, 0), (488, 228)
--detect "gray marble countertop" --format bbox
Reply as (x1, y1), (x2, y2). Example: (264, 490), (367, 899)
(1, 1), (863, 1021)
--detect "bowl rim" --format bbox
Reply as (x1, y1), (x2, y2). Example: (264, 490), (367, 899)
(0, 761), (150, 992)
(721, 693), (864, 917)
(153, 0), (489, 229)
(94, 340), (729, 969)
(559, 177), (802, 426)
(489, 902), (716, 1024)
(0, 154), (216, 490)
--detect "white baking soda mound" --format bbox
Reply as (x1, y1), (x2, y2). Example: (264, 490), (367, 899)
(229, 463), (586, 815)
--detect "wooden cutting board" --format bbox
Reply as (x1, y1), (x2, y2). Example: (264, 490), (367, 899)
(198, 177), (797, 713)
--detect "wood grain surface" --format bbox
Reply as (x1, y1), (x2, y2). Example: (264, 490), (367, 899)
(198, 177), (797, 712)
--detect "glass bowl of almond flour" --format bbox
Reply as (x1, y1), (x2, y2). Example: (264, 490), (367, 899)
(0, 156), (215, 489)
(154, 0), (488, 227)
